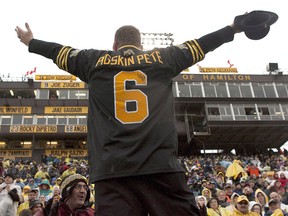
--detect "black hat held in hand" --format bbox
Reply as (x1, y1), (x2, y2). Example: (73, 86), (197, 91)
(234, 10), (278, 40)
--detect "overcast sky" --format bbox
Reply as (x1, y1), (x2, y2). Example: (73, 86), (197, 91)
(2, 0), (287, 79)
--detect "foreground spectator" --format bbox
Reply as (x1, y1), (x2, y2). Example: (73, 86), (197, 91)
(17, 188), (38, 215)
(29, 200), (43, 215)
(0, 173), (21, 215)
(207, 197), (231, 216)
(269, 192), (288, 212)
(34, 174), (94, 216)
(264, 199), (288, 216)
(234, 195), (259, 216)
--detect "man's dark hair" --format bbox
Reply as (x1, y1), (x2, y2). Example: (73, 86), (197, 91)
(114, 25), (141, 47)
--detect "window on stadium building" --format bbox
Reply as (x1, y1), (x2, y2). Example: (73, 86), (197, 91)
(58, 116), (68, 125)
(214, 83), (228, 98)
(275, 84), (288, 98)
(233, 104), (247, 120)
(178, 82), (191, 97)
(228, 83), (241, 97)
(58, 89), (69, 99)
(268, 104), (284, 120)
(12, 115), (23, 124)
(37, 115), (47, 124)
(282, 104), (288, 120)
(70, 90), (89, 99)
(68, 116), (77, 125)
(1, 115), (12, 125)
(37, 89), (49, 99)
(219, 105), (233, 120)
(79, 116), (87, 125)
(190, 82), (203, 97)
(23, 115), (33, 124)
(263, 84), (276, 98)
(47, 116), (57, 125)
(252, 83), (265, 98)
(257, 106), (271, 120)
(244, 105), (257, 120)
(239, 84), (253, 98)
(207, 104), (232, 120)
(203, 83), (216, 97)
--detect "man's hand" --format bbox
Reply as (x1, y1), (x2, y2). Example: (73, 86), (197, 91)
(15, 22), (33, 46)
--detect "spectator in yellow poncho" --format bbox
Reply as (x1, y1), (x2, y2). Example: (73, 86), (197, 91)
(207, 197), (232, 216)
(61, 163), (76, 179)
(226, 160), (247, 182)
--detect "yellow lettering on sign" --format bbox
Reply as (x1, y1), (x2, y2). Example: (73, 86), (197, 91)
(45, 149), (87, 157)
(45, 107), (88, 114)
(9, 125), (57, 133)
(35, 75), (77, 81)
(198, 67), (238, 73)
(65, 125), (87, 133)
(0, 150), (32, 158)
(40, 82), (85, 88)
(0, 107), (31, 114)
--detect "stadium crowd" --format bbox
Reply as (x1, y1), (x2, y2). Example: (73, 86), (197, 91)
(1, 150), (288, 215)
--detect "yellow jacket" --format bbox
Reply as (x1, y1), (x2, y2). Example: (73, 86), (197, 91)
(17, 201), (29, 216)
(232, 208), (260, 216)
(207, 207), (233, 216)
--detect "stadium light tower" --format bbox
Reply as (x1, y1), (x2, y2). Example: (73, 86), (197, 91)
(141, 32), (174, 50)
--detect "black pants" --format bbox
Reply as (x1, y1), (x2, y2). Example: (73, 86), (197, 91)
(94, 172), (200, 216)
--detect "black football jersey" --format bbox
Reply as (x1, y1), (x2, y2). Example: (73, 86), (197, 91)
(29, 26), (234, 182)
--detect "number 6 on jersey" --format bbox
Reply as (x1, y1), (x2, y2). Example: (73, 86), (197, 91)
(114, 70), (149, 124)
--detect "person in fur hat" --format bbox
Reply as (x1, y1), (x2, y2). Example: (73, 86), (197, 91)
(34, 173), (94, 216)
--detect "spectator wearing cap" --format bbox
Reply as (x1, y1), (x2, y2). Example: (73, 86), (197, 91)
(225, 183), (234, 201)
(17, 189), (38, 216)
(29, 199), (43, 215)
(15, 174), (26, 189)
(264, 199), (288, 216)
(234, 195), (258, 216)
(0, 172), (22, 215)
(255, 188), (269, 211)
(34, 173), (94, 216)
(206, 180), (219, 197)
